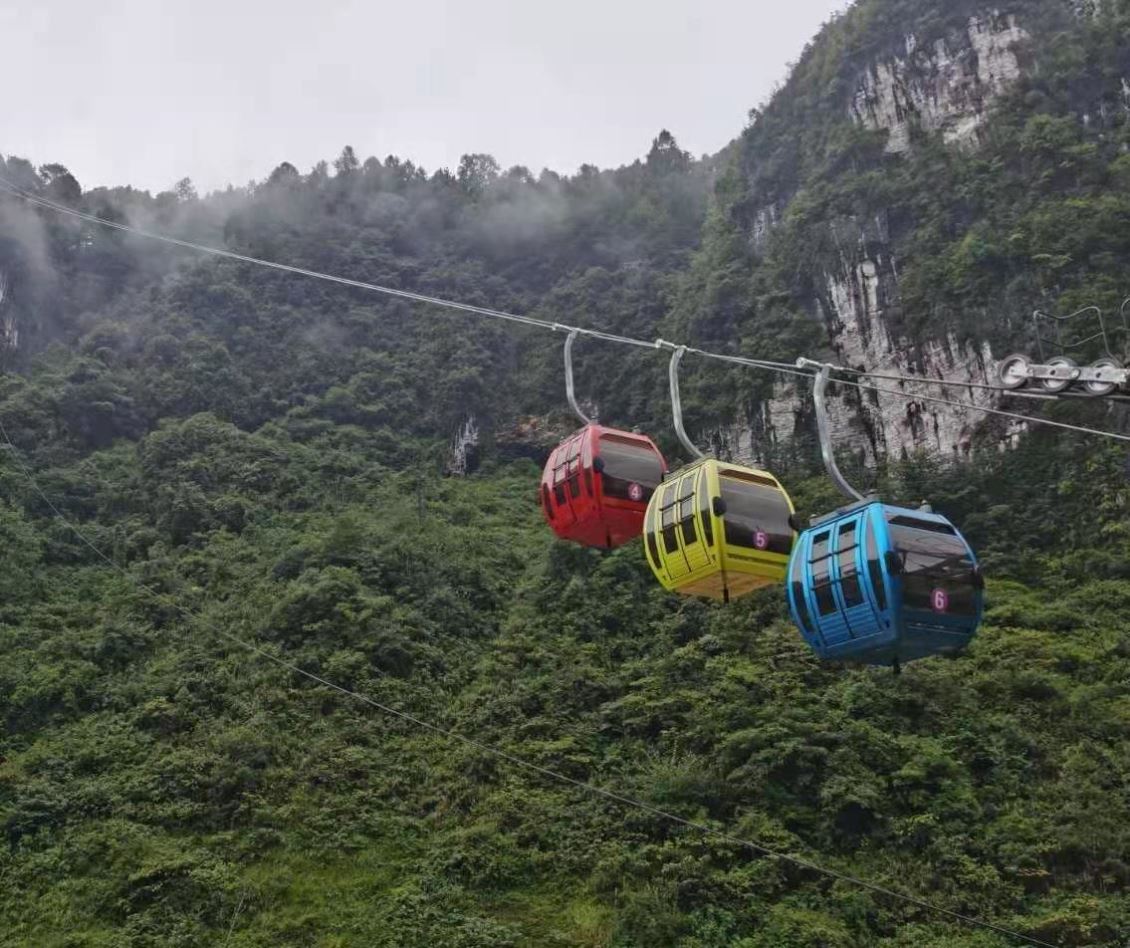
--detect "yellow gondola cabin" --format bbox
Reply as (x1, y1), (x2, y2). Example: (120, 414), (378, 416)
(643, 458), (797, 602)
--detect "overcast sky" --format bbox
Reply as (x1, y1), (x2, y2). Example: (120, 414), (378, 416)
(5, 0), (848, 195)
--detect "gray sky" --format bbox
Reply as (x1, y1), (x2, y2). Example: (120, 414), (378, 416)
(5, 0), (847, 195)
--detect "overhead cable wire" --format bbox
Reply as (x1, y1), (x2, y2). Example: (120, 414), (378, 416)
(0, 416), (1055, 948)
(691, 350), (1130, 443)
(2, 175), (1129, 449)
(835, 364), (1130, 404)
(838, 367), (1010, 393)
(833, 373), (1130, 442)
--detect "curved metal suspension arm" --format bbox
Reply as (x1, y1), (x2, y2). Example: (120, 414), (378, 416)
(800, 359), (864, 503)
(562, 329), (593, 425)
(667, 344), (704, 460)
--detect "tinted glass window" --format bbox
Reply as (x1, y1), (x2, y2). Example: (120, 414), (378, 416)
(554, 484), (566, 506)
(813, 559), (837, 615)
(809, 531), (836, 615)
(887, 516), (977, 616)
(655, 481), (683, 554)
(720, 473), (793, 554)
(551, 439), (581, 489)
(838, 522), (863, 607)
(697, 474), (714, 548)
(598, 435), (664, 502)
(888, 515), (956, 536)
(646, 526), (661, 566)
(865, 518), (887, 611)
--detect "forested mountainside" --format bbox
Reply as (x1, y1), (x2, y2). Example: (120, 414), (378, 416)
(675, 0), (1130, 465)
(2, 1), (1129, 946)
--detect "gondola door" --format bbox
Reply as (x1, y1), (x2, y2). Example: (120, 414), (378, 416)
(804, 526), (850, 648)
(678, 465), (715, 578)
(548, 434), (584, 530)
(829, 515), (882, 643)
(660, 471), (701, 580)
(646, 465), (720, 596)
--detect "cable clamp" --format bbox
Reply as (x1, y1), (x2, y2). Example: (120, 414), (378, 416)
(796, 357), (829, 370)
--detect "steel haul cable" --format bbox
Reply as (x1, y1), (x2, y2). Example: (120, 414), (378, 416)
(1, 175), (1128, 444)
(0, 414), (1055, 948)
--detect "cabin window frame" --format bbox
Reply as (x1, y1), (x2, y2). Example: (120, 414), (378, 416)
(790, 546), (818, 641)
(885, 513), (979, 617)
(597, 433), (664, 503)
(865, 513), (888, 612)
(835, 520), (865, 609)
(718, 469), (793, 555)
(810, 529), (837, 616)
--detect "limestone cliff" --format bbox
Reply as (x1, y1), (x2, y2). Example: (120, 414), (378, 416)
(849, 13), (1029, 154)
(695, 0), (1119, 465)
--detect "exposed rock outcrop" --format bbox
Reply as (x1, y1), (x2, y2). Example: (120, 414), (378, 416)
(772, 257), (998, 463)
(731, 9), (1040, 463)
(447, 415), (480, 475)
(715, 253), (1002, 467)
(850, 13), (1029, 153)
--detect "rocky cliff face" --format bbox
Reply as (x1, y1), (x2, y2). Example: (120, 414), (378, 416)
(725, 6), (1061, 464)
(850, 12), (1029, 154)
(759, 258), (1002, 464)
(447, 415), (481, 475)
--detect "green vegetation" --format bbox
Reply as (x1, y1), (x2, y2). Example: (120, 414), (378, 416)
(2, 1), (1130, 945)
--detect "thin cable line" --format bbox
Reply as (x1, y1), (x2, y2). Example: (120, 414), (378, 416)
(835, 374), (1130, 442)
(0, 419), (1053, 948)
(222, 890), (248, 948)
(2, 176), (1127, 446)
(837, 365), (1130, 404)
(696, 350), (1130, 442)
(838, 366), (1004, 392)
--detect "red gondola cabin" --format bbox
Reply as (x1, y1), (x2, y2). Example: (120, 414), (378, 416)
(541, 424), (667, 549)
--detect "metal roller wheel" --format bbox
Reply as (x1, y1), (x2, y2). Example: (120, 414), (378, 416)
(997, 353), (1031, 390)
(1041, 356), (1079, 394)
(1082, 357), (1123, 397)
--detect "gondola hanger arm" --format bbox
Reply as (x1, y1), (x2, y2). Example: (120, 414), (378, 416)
(666, 344), (705, 460)
(796, 358), (866, 503)
(559, 328), (593, 425)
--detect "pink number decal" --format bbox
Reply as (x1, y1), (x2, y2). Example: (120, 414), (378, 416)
(931, 588), (949, 613)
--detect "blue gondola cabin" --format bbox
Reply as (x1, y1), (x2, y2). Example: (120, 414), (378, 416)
(787, 501), (983, 667)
